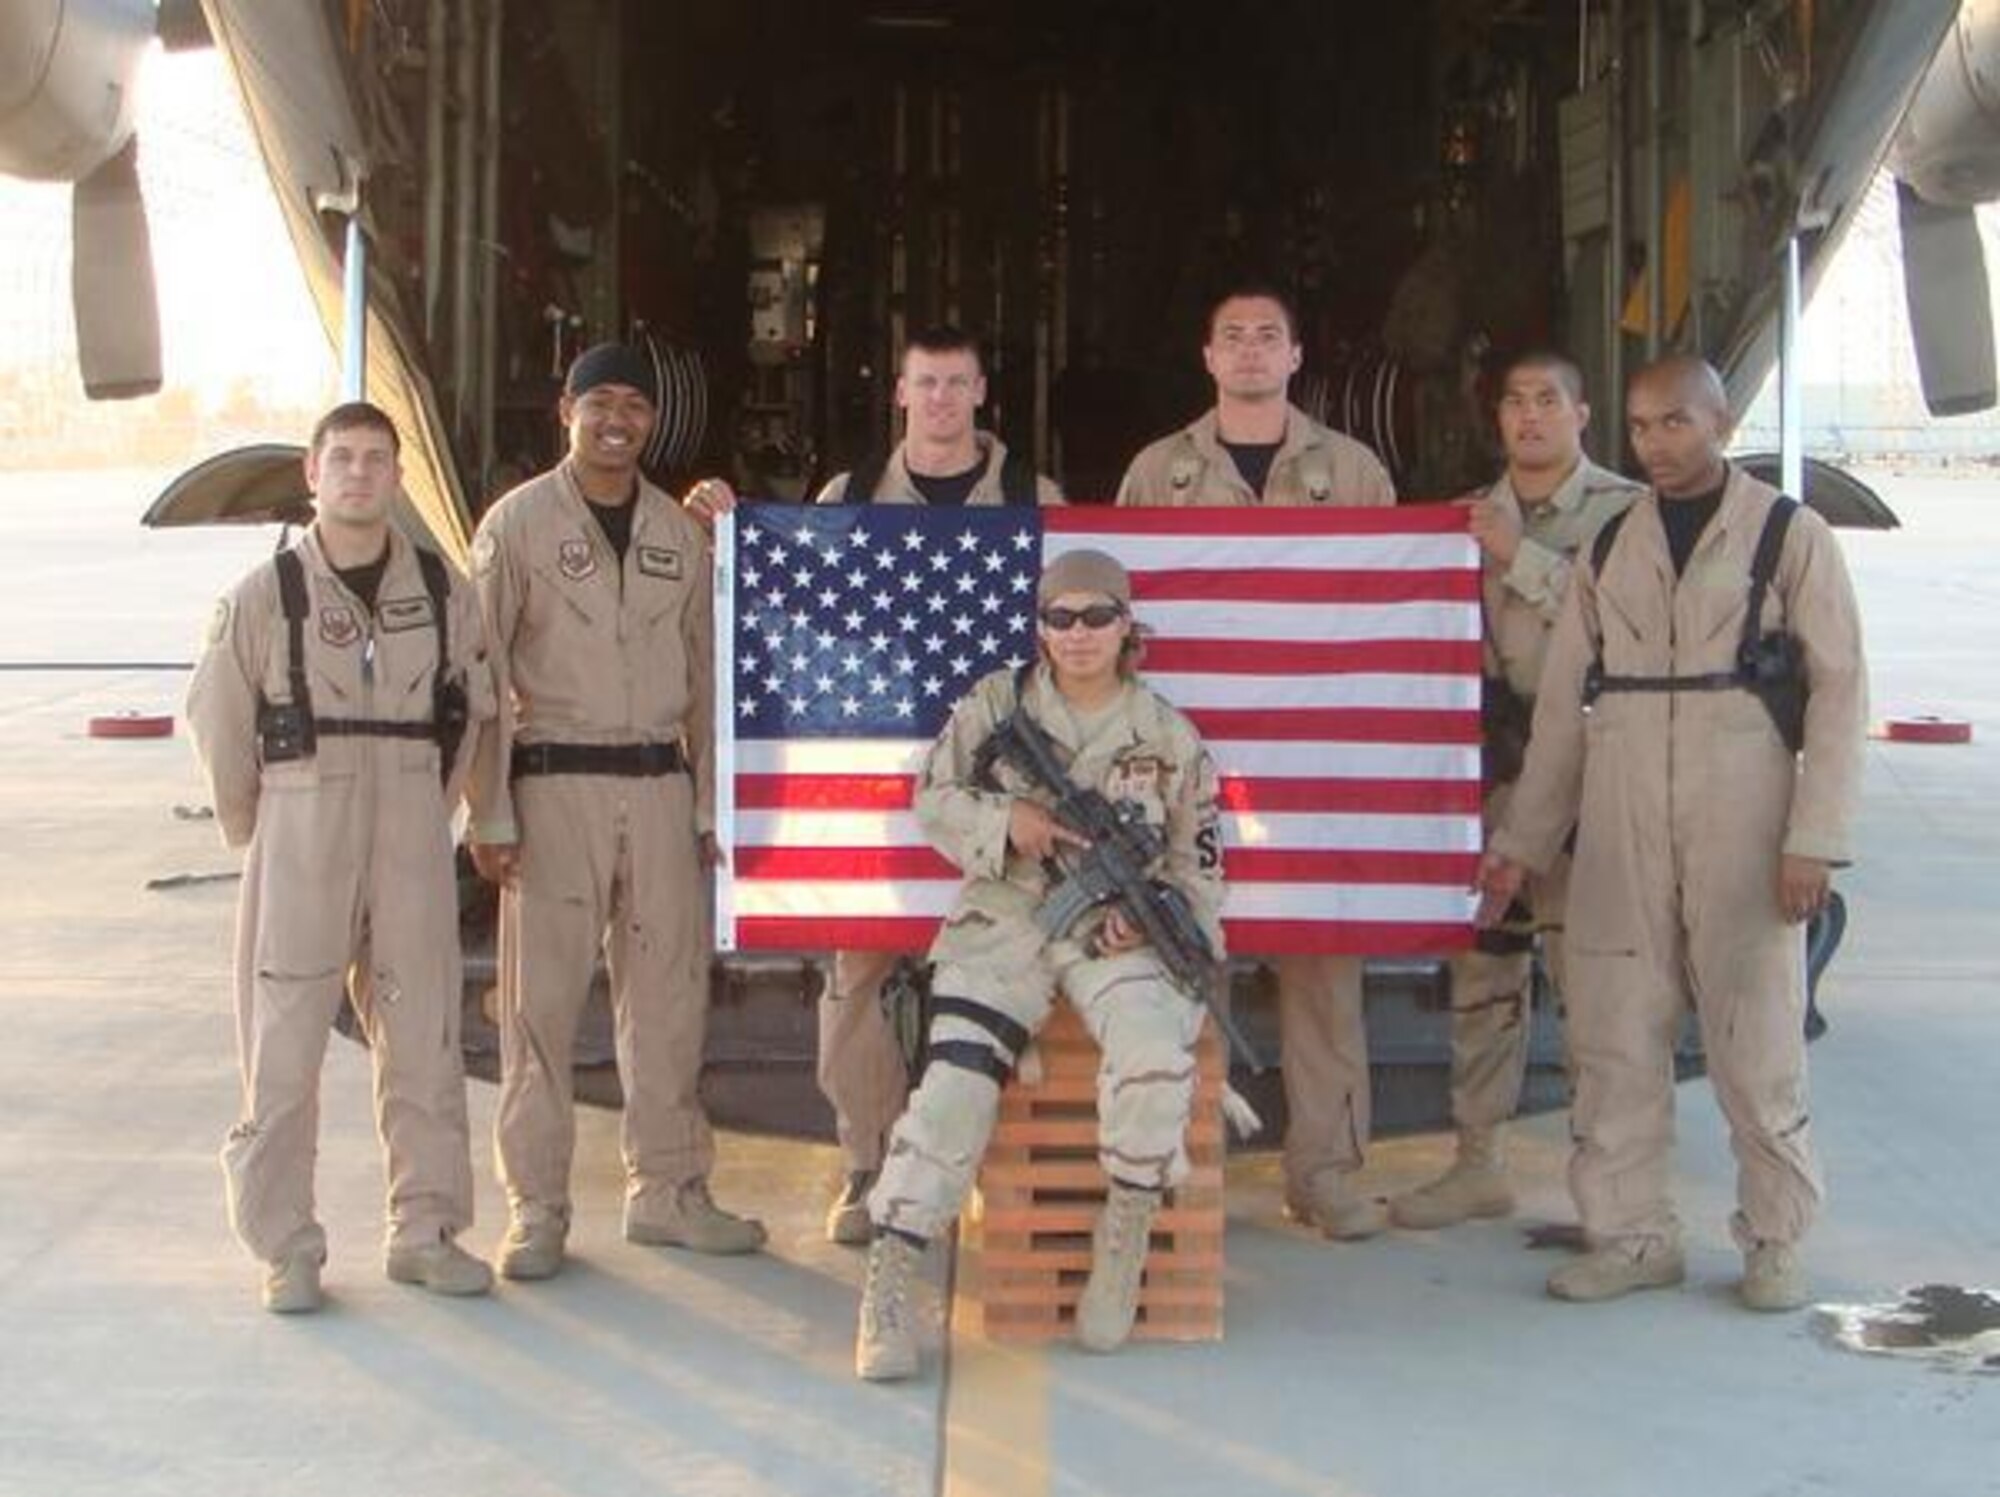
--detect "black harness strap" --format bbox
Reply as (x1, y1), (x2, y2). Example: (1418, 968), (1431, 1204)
(269, 543), (456, 749)
(1585, 497), (1799, 705)
(272, 548), (318, 757)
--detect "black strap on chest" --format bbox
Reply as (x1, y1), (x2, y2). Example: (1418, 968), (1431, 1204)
(1583, 497), (1801, 715)
(842, 446), (1037, 505)
(263, 545), (457, 766)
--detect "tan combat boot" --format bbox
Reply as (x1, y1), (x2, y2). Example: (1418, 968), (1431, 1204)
(1546, 1241), (1686, 1302)
(262, 1243), (325, 1315)
(855, 1232), (925, 1381)
(625, 1180), (768, 1256)
(386, 1237), (495, 1297)
(496, 1213), (568, 1281)
(825, 1170), (877, 1247)
(1388, 1126), (1516, 1230)
(1286, 1169), (1390, 1241)
(1738, 1242), (1808, 1312)
(1076, 1182), (1161, 1353)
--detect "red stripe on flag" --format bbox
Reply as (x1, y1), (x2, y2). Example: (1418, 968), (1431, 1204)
(736, 916), (944, 951)
(1188, 707), (1481, 744)
(735, 915), (1474, 957)
(1145, 637), (1481, 676)
(1218, 776), (1483, 815)
(737, 774), (914, 810)
(1133, 568), (1477, 605)
(1048, 506), (1469, 536)
(1224, 849), (1479, 885)
(735, 846), (958, 881)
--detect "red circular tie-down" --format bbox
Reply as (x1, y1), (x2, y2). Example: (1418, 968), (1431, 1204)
(86, 712), (175, 740)
(1878, 714), (1973, 745)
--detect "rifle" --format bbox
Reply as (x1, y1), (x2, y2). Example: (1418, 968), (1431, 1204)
(972, 700), (1263, 1071)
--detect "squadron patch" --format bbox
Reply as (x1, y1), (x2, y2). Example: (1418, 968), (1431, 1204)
(636, 545), (683, 580)
(558, 537), (598, 581)
(204, 598), (231, 646)
(470, 529), (499, 576)
(319, 604), (361, 649)
(379, 596), (433, 633)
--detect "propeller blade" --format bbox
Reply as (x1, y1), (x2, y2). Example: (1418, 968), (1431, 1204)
(1896, 178), (1997, 417)
(71, 134), (162, 400)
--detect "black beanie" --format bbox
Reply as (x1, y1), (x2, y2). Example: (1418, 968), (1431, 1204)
(564, 342), (658, 403)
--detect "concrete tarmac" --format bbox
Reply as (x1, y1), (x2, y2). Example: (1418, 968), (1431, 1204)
(0, 469), (1993, 1497)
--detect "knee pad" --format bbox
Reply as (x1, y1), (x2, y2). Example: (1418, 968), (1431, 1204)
(924, 994), (1030, 1084)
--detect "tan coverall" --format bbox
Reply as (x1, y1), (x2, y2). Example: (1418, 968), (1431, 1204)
(868, 664), (1226, 1241)
(813, 432), (1063, 1177)
(1116, 404), (1394, 1195)
(468, 462), (717, 1225)
(1448, 459), (1641, 1130)
(1492, 466), (1866, 1255)
(186, 527), (495, 1263)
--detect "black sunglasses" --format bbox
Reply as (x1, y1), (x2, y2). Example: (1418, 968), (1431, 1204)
(1038, 602), (1126, 631)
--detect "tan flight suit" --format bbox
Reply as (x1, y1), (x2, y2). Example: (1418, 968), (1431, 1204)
(1448, 459), (1642, 1130)
(468, 461), (716, 1226)
(186, 526), (495, 1265)
(868, 664), (1226, 1241)
(813, 432), (1063, 1178)
(1116, 404), (1394, 1196)
(1492, 466), (1866, 1256)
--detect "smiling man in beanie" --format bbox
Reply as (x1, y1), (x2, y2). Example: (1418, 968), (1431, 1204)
(467, 342), (764, 1279)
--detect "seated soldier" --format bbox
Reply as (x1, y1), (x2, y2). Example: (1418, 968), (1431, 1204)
(854, 549), (1227, 1380)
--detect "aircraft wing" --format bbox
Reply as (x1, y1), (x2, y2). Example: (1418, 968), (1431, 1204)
(197, 0), (472, 563)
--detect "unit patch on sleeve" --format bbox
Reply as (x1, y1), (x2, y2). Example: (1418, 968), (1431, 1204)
(636, 545), (684, 580)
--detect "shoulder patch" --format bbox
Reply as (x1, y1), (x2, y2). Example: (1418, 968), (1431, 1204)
(470, 529), (500, 576)
(204, 597), (230, 646)
(636, 544), (684, 580)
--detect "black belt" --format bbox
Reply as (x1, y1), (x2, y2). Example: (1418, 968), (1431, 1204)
(1584, 664), (1742, 706)
(316, 718), (438, 741)
(511, 740), (687, 778)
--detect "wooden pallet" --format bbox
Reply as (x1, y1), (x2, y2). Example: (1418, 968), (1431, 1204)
(963, 998), (1225, 1343)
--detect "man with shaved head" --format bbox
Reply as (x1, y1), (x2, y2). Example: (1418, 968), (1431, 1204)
(1478, 354), (1866, 1311)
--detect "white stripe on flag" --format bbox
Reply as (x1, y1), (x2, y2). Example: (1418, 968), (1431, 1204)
(728, 879), (1475, 924)
(1045, 530), (1477, 573)
(1133, 599), (1477, 642)
(736, 807), (1482, 853)
(735, 739), (1481, 782)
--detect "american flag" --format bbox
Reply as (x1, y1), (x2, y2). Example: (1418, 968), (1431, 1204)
(715, 503), (1482, 956)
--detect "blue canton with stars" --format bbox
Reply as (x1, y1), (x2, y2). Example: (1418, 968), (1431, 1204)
(731, 503), (1043, 739)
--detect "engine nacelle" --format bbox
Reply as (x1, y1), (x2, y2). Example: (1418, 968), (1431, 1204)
(1891, 0), (2000, 208)
(0, 0), (156, 183)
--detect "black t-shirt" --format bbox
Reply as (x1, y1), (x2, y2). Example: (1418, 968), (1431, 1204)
(1221, 438), (1282, 497)
(332, 541), (391, 614)
(586, 495), (636, 561)
(1660, 474), (1728, 576)
(908, 453), (991, 508)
